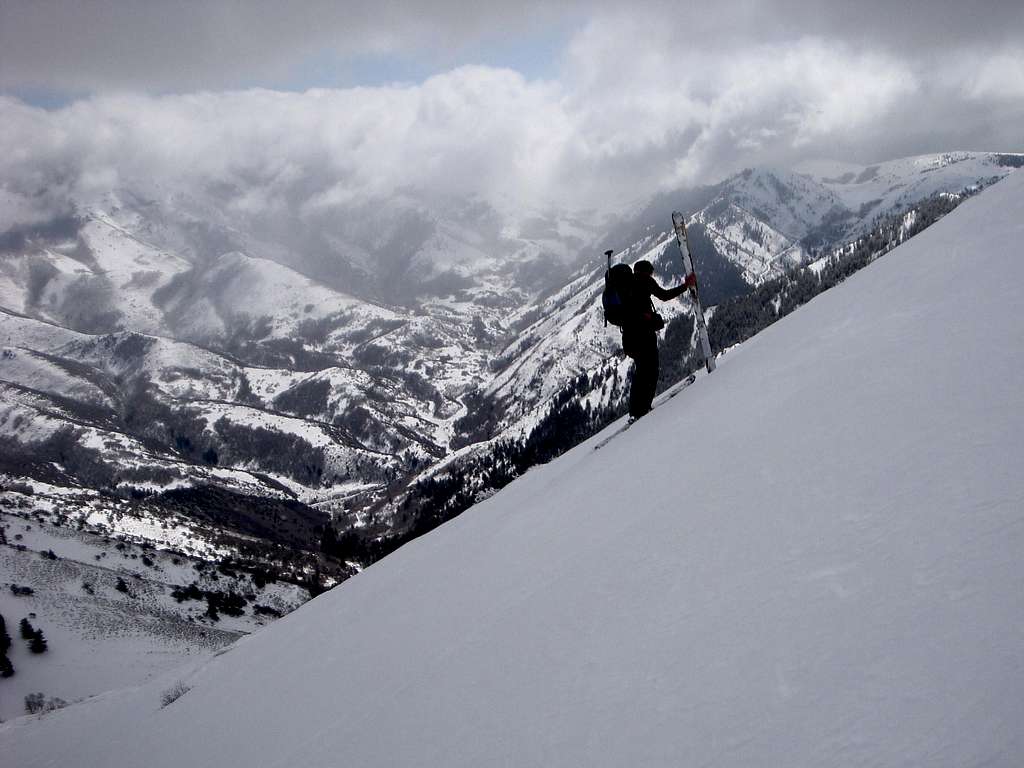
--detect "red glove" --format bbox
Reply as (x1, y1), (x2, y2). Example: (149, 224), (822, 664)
(684, 273), (697, 289)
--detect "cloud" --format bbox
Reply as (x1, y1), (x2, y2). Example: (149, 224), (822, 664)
(0, 70), (578, 237)
(3, 1), (1022, 94)
(551, 21), (924, 190)
(0, 0), (569, 93)
(1, 7), (1022, 239)
(959, 47), (1024, 101)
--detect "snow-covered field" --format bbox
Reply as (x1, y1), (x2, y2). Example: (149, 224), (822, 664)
(0, 501), (308, 722)
(2, 170), (1021, 763)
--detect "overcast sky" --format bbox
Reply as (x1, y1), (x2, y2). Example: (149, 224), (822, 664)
(1, 0), (1022, 225)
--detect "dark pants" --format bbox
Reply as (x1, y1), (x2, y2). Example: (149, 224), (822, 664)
(625, 329), (659, 418)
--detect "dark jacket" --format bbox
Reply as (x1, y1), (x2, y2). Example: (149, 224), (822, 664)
(633, 273), (688, 309)
(622, 275), (686, 354)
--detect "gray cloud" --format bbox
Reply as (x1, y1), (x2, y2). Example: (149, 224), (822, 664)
(0, 0), (567, 92)
(766, 0), (1024, 52)
(2, 1), (1022, 92)
(0, 2), (1021, 237)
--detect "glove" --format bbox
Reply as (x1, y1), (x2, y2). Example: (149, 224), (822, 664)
(684, 272), (697, 289)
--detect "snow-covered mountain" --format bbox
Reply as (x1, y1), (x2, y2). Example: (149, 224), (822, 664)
(3, 165), (1021, 766)
(693, 151), (1018, 285)
(0, 151), (1015, 536)
(438, 151), (1019, 442)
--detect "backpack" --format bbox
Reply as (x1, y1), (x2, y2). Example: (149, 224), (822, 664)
(602, 262), (634, 327)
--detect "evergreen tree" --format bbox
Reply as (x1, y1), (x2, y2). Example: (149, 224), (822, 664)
(29, 629), (48, 654)
(0, 613), (11, 654)
(19, 617), (34, 640)
(0, 612), (13, 678)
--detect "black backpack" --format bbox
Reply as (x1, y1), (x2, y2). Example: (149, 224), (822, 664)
(602, 262), (634, 327)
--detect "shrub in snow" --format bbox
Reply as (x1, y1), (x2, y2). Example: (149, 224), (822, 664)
(24, 693), (43, 714)
(24, 693), (67, 715)
(160, 681), (191, 708)
(171, 582), (204, 603)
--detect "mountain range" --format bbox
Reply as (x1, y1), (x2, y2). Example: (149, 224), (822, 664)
(3, 155), (1021, 766)
(0, 151), (1020, 708)
(2, 149), (1018, 534)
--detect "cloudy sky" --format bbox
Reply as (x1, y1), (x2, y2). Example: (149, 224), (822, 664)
(1, 0), (1022, 225)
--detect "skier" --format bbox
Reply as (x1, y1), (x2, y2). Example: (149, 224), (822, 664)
(622, 259), (696, 420)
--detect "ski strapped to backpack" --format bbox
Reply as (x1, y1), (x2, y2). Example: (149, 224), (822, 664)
(671, 211), (716, 373)
(602, 249), (634, 327)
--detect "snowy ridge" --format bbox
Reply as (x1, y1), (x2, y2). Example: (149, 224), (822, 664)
(155, 250), (394, 344)
(3, 171), (1022, 766)
(717, 166), (842, 240)
(816, 151), (1016, 224)
(693, 201), (808, 285)
(0, 347), (114, 408)
(698, 151), (1017, 286)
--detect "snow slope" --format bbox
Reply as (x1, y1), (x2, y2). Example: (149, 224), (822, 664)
(818, 151), (1015, 223)
(0, 503), (309, 721)
(3, 171), (1024, 765)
